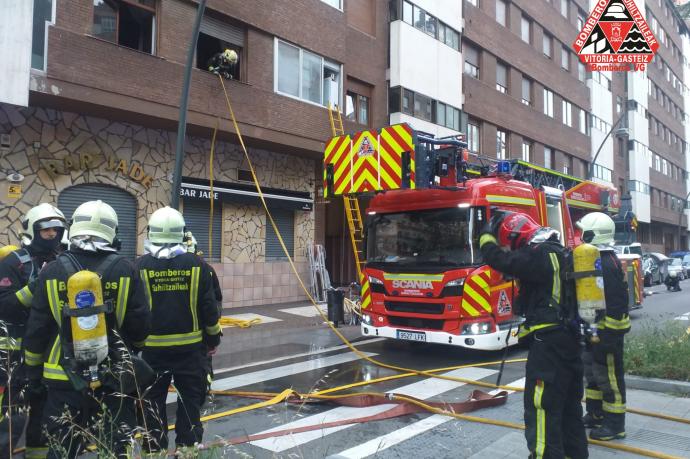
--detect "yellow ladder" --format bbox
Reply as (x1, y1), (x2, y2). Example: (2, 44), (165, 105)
(328, 103), (344, 137)
(344, 194), (366, 278)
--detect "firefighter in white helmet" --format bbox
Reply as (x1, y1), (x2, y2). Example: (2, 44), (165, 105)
(136, 208), (221, 452)
(0, 203), (67, 458)
(576, 212), (630, 441)
(23, 200), (151, 458)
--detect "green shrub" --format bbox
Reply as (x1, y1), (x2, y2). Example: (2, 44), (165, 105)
(624, 322), (690, 382)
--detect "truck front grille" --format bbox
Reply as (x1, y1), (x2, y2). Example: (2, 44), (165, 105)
(385, 301), (445, 315)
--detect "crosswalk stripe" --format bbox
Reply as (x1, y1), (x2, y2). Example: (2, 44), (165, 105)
(330, 377), (526, 459)
(250, 366), (497, 452)
(166, 351), (377, 404)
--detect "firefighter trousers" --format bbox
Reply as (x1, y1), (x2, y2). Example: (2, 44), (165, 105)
(42, 386), (138, 458)
(524, 329), (588, 459)
(142, 347), (207, 451)
(584, 335), (626, 421)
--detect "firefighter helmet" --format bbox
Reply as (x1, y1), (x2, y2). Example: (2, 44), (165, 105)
(20, 203), (67, 250)
(576, 212), (615, 246)
(184, 231), (198, 253)
(69, 200), (118, 244)
(496, 212), (558, 249)
(223, 49), (238, 64)
(148, 207), (186, 244)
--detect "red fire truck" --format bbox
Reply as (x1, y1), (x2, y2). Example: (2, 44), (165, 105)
(323, 123), (642, 350)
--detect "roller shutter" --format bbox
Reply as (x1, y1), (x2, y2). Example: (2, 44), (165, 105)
(182, 198), (222, 261)
(265, 208), (294, 259)
(58, 184), (138, 260)
(200, 15), (244, 46)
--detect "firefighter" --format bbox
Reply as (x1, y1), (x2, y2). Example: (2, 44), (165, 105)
(184, 231), (223, 393)
(137, 208), (221, 452)
(480, 211), (588, 459)
(0, 203), (66, 458)
(576, 212), (630, 441)
(207, 48), (238, 79)
(23, 200), (151, 458)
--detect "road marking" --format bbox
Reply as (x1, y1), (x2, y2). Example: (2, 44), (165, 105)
(329, 377), (526, 459)
(279, 304), (327, 317)
(674, 312), (690, 321)
(166, 351), (377, 404)
(250, 367), (497, 452)
(221, 313), (282, 328)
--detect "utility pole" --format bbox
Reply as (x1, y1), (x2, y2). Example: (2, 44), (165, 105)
(171, 0), (207, 209)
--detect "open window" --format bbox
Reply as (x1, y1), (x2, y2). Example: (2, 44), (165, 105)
(196, 14), (245, 81)
(93, 0), (156, 54)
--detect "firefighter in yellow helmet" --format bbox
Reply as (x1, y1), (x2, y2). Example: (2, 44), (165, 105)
(207, 48), (239, 79)
(0, 203), (66, 458)
(576, 212), (630, 441)
(136, 208), (221, 452)
(22, 200), (151, 458)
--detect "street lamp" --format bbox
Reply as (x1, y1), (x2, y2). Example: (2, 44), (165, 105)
(587, 111), (628, 181)
(677, 190), (690, 251)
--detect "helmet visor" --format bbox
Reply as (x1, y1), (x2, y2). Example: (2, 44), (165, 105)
(35, 219), (66, 230)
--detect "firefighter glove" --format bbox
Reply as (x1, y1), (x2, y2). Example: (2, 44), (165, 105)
(203, 332), (221, 349)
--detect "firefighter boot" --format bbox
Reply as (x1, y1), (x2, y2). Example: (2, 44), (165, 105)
(590, 413), (625, 440)
(583, 412), (603, 428)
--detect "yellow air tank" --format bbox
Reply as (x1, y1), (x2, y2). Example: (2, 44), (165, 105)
(573, 243), (606, 341)
(67, 270), (109, 388)
(0, 245), (19, 260)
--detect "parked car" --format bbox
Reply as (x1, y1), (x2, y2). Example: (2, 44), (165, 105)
(642, 252), (670, 286)
(683, 254), (690, 275)
(669, 257), (687, 280)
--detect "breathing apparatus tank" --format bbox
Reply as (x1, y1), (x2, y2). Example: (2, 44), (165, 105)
(67, 270), (109, 389)
(572, 243), (606, 342)
(0, 245), (20, 260)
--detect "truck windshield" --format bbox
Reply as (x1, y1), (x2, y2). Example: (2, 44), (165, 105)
(366, 207), (477, 268)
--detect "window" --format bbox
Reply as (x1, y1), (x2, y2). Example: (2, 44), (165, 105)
(561, 46), (570, 70)
(592, 164), (612, 182)
(616, 96), (623, 113)
(464, 43), (480, 78)
(402, 88), (413, 114)
(93, 0), (156, 54)
(562, 100), (572, 126)
(275, 40), (341, 107)
(578, 62), (586, 82)
(496, 129), (508, 159)
(579, 108), (587, 134)
(577, 13), (585, 31)
(402, 0), (413, 23)
(522, 141), (532, 162)
(320, 0), (342, 9)
(435, 101), (460, 130)
(496, 0), (507, 26)
(196, 15), (245, 81)
(345, 91), (369, 125)
(413, 5), (437, 37)
(522, 77), (532, 105)
(467, 120), (480, 154)
(32, 0), (54, 70)
(543, 33), (552, 58)
(560, 0), (568, 18)
(413, 92), (433, 121)
(521, 16), (531, 43)
(496, 62), (508, 94)
(544, 147), (553, 169)
(265, 208), (294, 259)
(543, 88), (554, 117)
(563, 154), (572, 174)
(438, 22), (460, 50)
(467, 0), (479, 6)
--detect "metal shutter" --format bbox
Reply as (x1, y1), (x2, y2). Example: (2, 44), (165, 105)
(58, 184), (138, 260)
(200, 15), (244, 46)
(265, 208), (294, 259)
(182, 199), (222, 261)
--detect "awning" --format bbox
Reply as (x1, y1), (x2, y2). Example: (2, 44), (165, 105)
(180, 177), (313, 211)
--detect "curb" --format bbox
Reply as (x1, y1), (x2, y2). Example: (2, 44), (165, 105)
(625, 374), (690, 395)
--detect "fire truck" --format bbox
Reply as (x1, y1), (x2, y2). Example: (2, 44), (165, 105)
(323, 123), (642, 350)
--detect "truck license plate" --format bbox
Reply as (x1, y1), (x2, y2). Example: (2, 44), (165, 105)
(397, 330), (426, 342)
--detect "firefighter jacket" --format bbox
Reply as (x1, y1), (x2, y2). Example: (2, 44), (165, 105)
(598, 248), (630, 335)
(0, 247), (54, 354)
(480, 239), (568, 337)
(22, 249), (151, 387)
(136, 253), (221, 351)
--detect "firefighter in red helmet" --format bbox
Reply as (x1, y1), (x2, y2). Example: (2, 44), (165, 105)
(480, 211), (588, 459)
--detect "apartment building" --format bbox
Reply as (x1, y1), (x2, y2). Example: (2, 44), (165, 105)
(0, 0), (388, 307)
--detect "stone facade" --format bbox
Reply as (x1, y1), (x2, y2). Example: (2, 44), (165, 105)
(0, 103), (314, 307)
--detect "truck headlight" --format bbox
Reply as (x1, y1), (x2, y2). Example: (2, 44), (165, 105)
(362, 314), (373, 325)
(446, 278), (465, 287)
(368, 275), (383, 285)
(461, 321), (492, 335)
